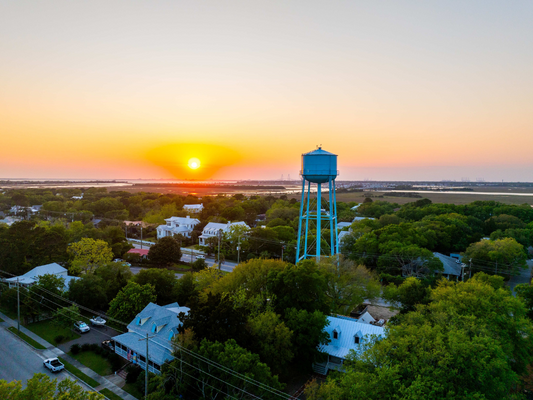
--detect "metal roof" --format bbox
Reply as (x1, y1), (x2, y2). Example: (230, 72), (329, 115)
(319, 316), (385, 360)
(302, 147), (337, 156)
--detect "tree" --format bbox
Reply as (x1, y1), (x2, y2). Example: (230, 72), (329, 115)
(267, 260), (330, 315)
(173, 272), (199, 307)
(463, 237), (527, 276)
(190, 258), (207, 272)
(94, 262), (133, 302)
(164, 338), (284, 400)
(179, 292), (248, 347)
(516, 283), (533, 319)
(133, 268), (178, 305)
(67, 238), (114, 275)
(0, 373), (104, 399)
(306, 277), (533, 400)
(148, 237), (182, 266)
(247, 311), (293, 375)
(283, 308), (330, 367)
(68, 274), (108, 310)
(383, 276), (430, 313)
(318, 256), (381, 315)
(54, 305), (81, 330)
(107, 282), (156, 323)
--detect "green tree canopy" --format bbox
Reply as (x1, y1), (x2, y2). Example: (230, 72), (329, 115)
(148, 237), (182, 266)
(107, 281), (156, 324)
(67, 238), (114, 275)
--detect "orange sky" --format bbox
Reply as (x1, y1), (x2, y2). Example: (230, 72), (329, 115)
(1, 1), (533, 181)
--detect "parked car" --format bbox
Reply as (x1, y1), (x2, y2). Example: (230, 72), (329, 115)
(101, 340), (115, 352)
(196, 255), (205, 260)
(74, 321), (90, 333)
(43, 358), (64, 373)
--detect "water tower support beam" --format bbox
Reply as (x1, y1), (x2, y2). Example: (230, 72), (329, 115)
(316, 182), (321, 259)
(304, 181), (311, 259)
(333, 179), (339, 254)
(296, 179), (306, 261)
(329, 178), (334, 255)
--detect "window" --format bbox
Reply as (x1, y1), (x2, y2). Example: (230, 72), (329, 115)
(354, 336), (360, 344)
(333, 330), (338, 339)
(139, 355), (146, 362)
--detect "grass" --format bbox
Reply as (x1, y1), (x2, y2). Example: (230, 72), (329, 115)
(122, 383), (142, 399)
(0, 317), (4, 322)
(8, 326), (46, 349)
(99, 388), (123, 400)
(70, 351), (113, 376)
(26, 319), (80, 345)
(58, 357), (100, 388)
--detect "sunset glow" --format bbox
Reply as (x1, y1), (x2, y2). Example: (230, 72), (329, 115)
(188, 158), (201, 170)
(1, 2), (532, 181)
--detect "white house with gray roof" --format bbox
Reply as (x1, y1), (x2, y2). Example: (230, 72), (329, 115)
(113, 302), (189, 374)
(156, 216), (200, 240)
(313, 315), (385, 375)
(183, 204), (203, 213)
(198, 221), (249, 245)
(3, 262), (79, 290)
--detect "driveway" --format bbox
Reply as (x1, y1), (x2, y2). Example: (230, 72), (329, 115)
(57, 324), (122, 354)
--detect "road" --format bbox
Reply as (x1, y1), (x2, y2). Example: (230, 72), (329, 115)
(0, 328), (88, 389)
(508, 259), (533, 294)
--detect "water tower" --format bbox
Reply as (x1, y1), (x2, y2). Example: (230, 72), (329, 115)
(296, 147), (339, 262)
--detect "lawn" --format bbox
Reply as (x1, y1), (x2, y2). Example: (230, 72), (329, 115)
(122, 383), (142, 399)
(99, 388), (123, 400)
(70, 351), (113, 376)
(26, 319), (80, 345)
(58, 357), (100, 388)
(7, 326), (46, 349)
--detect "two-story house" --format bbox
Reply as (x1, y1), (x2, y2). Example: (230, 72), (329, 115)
(113, 302), (190, 374)
(156, 216), (200, 240)
(198, 221), (249, 245)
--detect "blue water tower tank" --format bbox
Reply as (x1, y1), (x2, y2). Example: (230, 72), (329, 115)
(301, 147), (338, 183)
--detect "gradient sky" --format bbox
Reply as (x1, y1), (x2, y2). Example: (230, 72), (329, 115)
(1, 1), (532, 181)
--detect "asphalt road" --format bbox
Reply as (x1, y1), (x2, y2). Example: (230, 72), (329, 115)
(0, 328), (74, 387)
(508, 259), (533, 294)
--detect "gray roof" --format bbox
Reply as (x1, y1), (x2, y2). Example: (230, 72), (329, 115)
(433, 252), (462, 276)
(113, 302), (189, 366)
(5, 263), (66, 285)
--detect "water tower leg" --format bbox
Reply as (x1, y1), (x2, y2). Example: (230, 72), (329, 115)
(329, 178), (334, 255)
(296, 179), (306, 261)
(316, 182), (321, 260)
(304, 181), (311, 259)
(333, 179), (339, 254)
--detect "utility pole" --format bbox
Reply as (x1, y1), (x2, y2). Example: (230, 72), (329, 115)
(237, 235), (241, 264)
(281, 243), (285, 261)
(138, 333), (155, 399)
(469, 258), (472, 279)
(217, 229), (223, 270)
(140, 226), (143, 250)
(17, 277), (20, 333)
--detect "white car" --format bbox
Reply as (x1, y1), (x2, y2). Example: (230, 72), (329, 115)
(90, 316), (106, 326)
(196, 255), (205, 260)
(43, 358), (64, 373)
(74, 321), (90, 333)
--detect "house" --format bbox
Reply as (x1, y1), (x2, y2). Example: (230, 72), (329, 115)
(198, 221), (250, 246)
(31, 205), (43, 213)
(313, 315), (385, 375)
(402, 252), (463, 280)
(183, 204), (203, 213)
(336, 222), (352, 230)
(113, 302), (190, 374)
(156, 216), (200, 240)
(2, 262), (79, 290)
(352, 216), (375, 222)
(72, 194), (84, 200)
(350, 203), (362, 211)
(433, 252), (464, 280)
(0, 216), (22, 226)
(126, 248), (149, 259)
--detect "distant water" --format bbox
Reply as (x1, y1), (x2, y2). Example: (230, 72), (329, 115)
(380, 190), (533, 197)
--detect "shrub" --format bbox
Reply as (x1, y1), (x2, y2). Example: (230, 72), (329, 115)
(108, 353), (123, 371)
(54, 335), (64, 344)
(70, 343), (81, 355)
(126, 365), (142, 384)
(81, 343), (92, 352)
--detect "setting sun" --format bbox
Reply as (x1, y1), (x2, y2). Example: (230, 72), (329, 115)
(188, 158), (201, 170)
